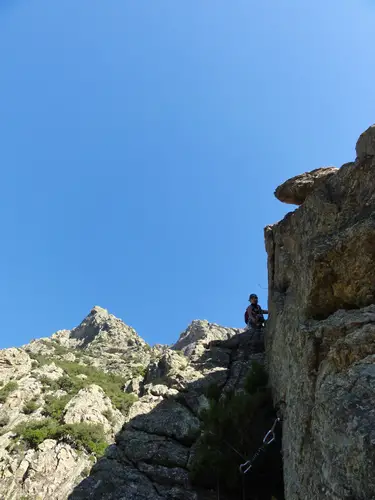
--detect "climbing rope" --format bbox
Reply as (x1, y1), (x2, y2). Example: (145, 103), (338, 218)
(208, 431), (247, 461)
(239, 417), (281, 474)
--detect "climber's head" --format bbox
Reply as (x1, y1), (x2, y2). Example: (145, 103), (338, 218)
(249, 294), (258, 304)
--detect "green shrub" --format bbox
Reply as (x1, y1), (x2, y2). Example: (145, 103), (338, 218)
(204, 383), (222, 402)
(52, 361), (137, 415)
(56, 375), (84, 394)
(0, 381), (18, 403)
(28, 354), (50, 367)
(14, 419), (108, 457)
(112, 392), (138, 414)
(43, 395), (71, 421)
(49, 341), (71, 356)
(14, 419), (63, 448)
(131, 365), (147, 378)
(23, 399), (40, 415)
(33, 359), (137, 416)
(39, 376), (59, 392)
(244, 362), (268, 395)
(190, 362), (283, 498)
(63, 422), (108, 456)
(103, 409), (113, 422)
(0, 415), (10, 427)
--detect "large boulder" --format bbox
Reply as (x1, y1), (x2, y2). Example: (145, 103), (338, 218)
(356, 124), (375, 159)
(64, 385), (124, 435)
(274, 167), (338, 205)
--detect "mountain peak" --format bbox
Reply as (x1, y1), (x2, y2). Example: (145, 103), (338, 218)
(69, 306), (144, 349)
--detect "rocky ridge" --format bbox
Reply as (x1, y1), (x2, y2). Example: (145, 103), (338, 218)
(0, 307), (274, 500)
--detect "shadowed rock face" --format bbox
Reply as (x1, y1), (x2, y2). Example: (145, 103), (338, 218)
(274, 167), (338, 205)
(266, 124), (375, 500)
(69, 327), (282, 500)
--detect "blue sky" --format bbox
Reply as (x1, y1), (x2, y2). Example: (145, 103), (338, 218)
(1, 1), (375, 349)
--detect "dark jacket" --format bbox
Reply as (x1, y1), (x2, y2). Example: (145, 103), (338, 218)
(244, 304), (265, 326)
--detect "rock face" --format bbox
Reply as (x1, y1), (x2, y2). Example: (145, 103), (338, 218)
(69, 323), (268, 500)
(266, 125), (375, 499)
(274, 167), (338, 205)
(0, 309), (271, 499)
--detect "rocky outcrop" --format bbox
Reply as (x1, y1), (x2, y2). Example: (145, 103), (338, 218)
(172, 320), (236, 356)
(266, 124), (375, 499)
(274, 167), (338, 205)
(69, 327), (272, 500)
(0, 349), (32, 383)
(63, 385), (125, 436)
(0, 309), (272, 499)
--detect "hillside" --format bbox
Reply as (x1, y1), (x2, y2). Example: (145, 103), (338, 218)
(0, 307), (280, 500)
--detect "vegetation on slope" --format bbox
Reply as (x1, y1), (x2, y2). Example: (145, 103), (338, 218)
(10, 350), (142, 459)
(14, 419), (108, 457)
(34, 357), (138, 415)
(0, 381), (18, 403)
(190, 362), (284, 500)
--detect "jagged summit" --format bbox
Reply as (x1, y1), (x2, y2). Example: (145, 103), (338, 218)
(172, 319), (240, 357)
(68, 305), (148, 351)
(24, 307), (151, 378)
(51, 305), (147, 348)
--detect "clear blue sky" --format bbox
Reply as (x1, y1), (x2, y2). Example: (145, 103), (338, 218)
(1, 1), (375, 349)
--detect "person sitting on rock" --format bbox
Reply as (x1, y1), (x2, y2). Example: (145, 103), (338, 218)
(244, 294), (268, 330)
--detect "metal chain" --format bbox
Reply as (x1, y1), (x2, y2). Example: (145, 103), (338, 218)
(239, 417), (281, 474)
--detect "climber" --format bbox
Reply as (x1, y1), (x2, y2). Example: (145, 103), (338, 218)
(244, 294), (268, 330)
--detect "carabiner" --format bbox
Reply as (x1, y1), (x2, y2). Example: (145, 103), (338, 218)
(239, 460), (252, 474)
(263, 430), (275, 445)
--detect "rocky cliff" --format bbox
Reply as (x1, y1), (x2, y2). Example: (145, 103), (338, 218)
(267, 124), (375, 499)
(0, 307), (280, 500)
